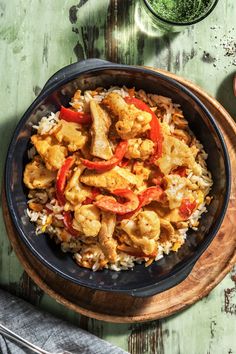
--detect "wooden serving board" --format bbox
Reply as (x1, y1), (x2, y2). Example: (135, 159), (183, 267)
(2, 68), (236, 323)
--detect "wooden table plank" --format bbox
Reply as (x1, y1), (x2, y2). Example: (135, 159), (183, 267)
(0, 0), (235, 353)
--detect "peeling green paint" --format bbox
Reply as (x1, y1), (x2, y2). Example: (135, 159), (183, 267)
(0, 26), (18, 43)
(0, 1), (235, 353)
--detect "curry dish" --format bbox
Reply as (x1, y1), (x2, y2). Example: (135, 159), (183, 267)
(24, 86), (213, 271)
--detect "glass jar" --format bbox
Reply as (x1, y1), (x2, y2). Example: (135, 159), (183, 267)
(135, 0), (219, 34)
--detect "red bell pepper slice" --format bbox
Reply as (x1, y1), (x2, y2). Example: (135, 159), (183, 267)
(56, 156), (75, 206)
(118, 186), (166, 220)
(117, 244), (157, 258)
(172, 166), (187, 177)
(149, 118), (163, 162)
(125, 97), (148, 110)
(138, 186), (166, 207)
(94, 189), (139, 215)
(82, 187), (101, 205)
(60, 106), (92, 124)
(81, 141), (128, 172)
(124, 97), (163, 161)
(118, 158), (130, 168)
(63, 211), (79, 237)
(179, 198), (197, 219)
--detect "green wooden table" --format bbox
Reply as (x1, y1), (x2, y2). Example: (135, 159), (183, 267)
(0, 1), (235, 353)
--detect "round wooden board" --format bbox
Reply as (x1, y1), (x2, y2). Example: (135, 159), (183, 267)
(2, 68), (236, 323)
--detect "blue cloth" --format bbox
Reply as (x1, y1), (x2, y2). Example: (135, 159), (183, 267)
(0, 289), (128, 354)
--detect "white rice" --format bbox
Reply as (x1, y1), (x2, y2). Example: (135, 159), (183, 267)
(33, 111), (60, 135)
(107, 253), (137, 271)
(45, 200), (64, 214)
(27, 208), (41, 222)
(70, 86), (129, 111)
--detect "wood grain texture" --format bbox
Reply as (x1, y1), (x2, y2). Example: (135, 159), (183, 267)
(1, 0), (236, 352)
(2, 71), (236, 325)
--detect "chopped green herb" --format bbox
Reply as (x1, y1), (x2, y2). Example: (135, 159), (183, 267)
(147, 0), (215, 23)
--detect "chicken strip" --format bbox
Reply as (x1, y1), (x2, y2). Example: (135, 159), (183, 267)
(103, 92), (152, 139)
(99, 212), (117, 262)
(90, 100), (113, 160)
(52, 119), (87, 152)
(80, 166), (142, 190)
(159, 219), (175, 243)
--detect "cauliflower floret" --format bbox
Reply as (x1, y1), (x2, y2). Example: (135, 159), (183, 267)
(137, 211), (160, 238)
(120, 211), (160, 255)
(52, 119), (87, 152)
(164, 174), (197, 209)
(73, 204), (101, 237)
(132, 161), (151, 181)
(65, 162), (91, 205)
(103, 93), (152, 139)
(125, 139), (154, 160)
(157, 135), (202, 176)
(23, 157), (56, 189)
(31, 134), (67, 171)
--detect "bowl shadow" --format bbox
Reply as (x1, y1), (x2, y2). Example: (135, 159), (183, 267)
(68, 0), (179, 66)
(216, 72), (236, 120)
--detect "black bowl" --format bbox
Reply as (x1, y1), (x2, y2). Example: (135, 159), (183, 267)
(5, 59), (231, 297)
